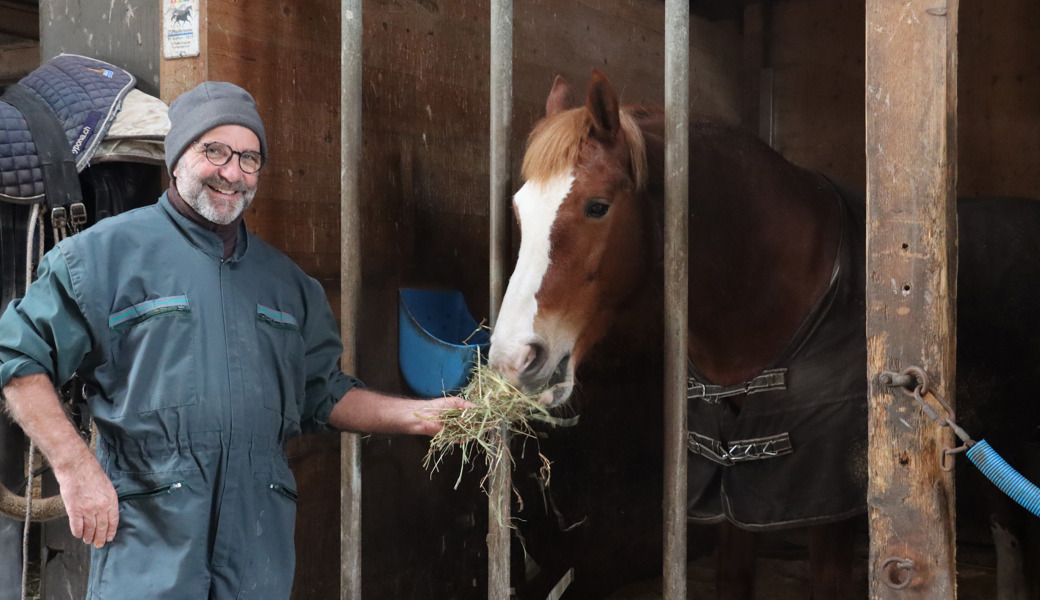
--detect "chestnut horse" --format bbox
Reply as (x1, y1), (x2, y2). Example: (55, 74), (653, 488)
(490, 70), (1040, 599)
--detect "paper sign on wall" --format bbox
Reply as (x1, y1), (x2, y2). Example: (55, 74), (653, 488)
(163, 0), (200, 59)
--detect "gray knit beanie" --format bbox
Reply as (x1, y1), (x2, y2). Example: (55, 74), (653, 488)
(164, 81), (267, 175)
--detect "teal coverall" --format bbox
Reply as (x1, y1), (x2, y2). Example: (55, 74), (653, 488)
(0, 194), (359, 599)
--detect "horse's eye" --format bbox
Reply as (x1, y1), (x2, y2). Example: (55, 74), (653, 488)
(585, 200), (610, 219)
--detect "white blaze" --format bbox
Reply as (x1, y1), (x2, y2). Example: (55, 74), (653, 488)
(490, 174), (574, 376)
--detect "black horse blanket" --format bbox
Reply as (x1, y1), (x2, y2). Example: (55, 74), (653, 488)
(686, 178), (869, 530)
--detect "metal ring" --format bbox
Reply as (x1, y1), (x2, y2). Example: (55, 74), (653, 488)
(881, 557), (915, 590)
(899, 366), (928, 398)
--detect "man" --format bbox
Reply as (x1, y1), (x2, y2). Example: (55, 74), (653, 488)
(0, 82), (464, 599)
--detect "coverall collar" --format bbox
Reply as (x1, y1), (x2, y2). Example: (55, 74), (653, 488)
(158, 191), (249, 262)
(167, 181), (242, 260)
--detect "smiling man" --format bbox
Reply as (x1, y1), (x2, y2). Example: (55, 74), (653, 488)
(0, 82), (463, 599)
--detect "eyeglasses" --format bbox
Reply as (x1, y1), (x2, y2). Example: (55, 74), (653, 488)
(193, 140), (265, 174)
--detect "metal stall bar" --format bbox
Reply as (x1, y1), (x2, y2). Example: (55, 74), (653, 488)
(662, 1), (690, 599)
(487, 0), (513, 596)
(865, 0), (959, 598)
(340, 0), (363, 597)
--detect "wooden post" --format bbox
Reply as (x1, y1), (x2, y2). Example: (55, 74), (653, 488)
(865, 0), (958, 598)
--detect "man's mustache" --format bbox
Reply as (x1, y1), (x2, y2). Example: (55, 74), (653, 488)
(203, 176), (249, 193)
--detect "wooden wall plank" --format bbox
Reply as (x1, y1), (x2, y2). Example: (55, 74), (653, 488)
(958, 0), (1040, 197)
(162, 3), (343, 598)
(769, 0), (1040, 200)
(769, 0), (864, 187)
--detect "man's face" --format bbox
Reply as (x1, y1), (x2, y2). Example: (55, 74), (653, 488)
(173, 124), (261, 225)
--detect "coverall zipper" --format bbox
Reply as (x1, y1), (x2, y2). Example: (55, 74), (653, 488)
(117, 481), (184, 501)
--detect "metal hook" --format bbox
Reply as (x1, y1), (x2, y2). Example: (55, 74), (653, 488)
(942, 444), (970, 472)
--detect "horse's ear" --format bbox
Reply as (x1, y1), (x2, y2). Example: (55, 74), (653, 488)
(586, 69), (621, 142)
(546, 75), (574, 117)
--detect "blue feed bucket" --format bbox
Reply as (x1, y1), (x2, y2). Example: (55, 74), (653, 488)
(398, 288), (490, 397)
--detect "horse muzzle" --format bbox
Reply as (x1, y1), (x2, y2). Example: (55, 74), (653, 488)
(488, 337), (574, 406)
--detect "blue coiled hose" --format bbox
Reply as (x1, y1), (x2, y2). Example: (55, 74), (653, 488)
(967, 440), (1040, 518)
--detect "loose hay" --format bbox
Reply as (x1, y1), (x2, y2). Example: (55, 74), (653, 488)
(422, 362), (577, 503)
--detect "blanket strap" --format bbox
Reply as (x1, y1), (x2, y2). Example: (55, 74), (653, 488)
(687, 367), (787, 404)
(0, 84), (85, 239)
(688, 431), (794, 467)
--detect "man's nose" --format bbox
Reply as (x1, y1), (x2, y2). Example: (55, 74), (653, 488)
(217, 160), (245, 181)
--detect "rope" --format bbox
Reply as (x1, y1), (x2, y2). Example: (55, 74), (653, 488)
(21, 445), (34, 600)
(20, 203), (43, 600)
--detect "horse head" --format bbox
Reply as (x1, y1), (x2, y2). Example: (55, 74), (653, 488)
(489, 70), (660, 406)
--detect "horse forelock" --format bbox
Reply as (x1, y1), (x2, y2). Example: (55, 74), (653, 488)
(522, 106), (647, 190)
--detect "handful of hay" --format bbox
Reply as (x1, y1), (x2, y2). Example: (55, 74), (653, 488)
(422, 362), (577, 493)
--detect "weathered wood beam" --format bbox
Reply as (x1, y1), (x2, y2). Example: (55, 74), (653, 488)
(865, 0), (959, 598)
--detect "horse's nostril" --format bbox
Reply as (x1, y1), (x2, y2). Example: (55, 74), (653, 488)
(522, 341), (548, 377)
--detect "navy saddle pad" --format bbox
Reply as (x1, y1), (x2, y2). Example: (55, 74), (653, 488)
(0, 54), (135, 205)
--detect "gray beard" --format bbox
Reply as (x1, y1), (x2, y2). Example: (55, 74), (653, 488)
(178, 173), (256, 225)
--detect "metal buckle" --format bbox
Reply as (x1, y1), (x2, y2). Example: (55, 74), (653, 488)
(746, 368), (787, 394)
(687, 380), (725, 404)
(51, 206), (68, 241)
(69, 202), (88, 233)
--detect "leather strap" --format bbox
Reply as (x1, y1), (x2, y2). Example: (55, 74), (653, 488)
(1, 84), (84, 213)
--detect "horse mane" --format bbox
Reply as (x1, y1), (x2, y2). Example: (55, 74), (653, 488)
(522, 106), (648, 190)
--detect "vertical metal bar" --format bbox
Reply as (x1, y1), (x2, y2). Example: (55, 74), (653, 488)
(865, 0), (959, 598)
(488, 0), (513, 598)
(489, 0), (512, 328)
(663, 1), (689, 599)
(340, 0), (363, 598)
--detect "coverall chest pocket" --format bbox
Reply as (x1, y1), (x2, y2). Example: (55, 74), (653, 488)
(107, 296), (198, 415)
(255, 305), (305, 425)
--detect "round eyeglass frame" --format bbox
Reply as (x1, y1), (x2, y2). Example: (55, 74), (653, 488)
(193, 140), (266, 174)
